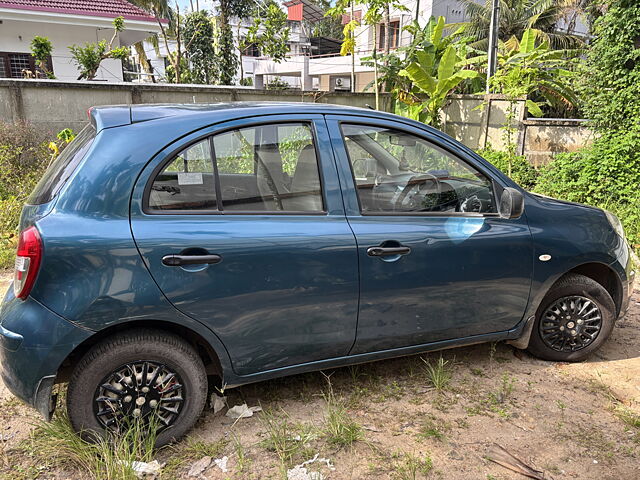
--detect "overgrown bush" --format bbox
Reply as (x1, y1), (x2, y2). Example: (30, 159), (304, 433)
(0, 122), (52, 269)
(535, 0), (640, 251)
(535, 127), (640, 249)
(477, 147), (538, 190)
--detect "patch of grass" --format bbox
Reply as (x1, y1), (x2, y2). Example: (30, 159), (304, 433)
(373, 380), (404, 403)
(454, 418), (469, 429)
(231, 434), (251, 474)
(615, 406), (640, 429)
(0, 245), (13, 270)
(391, 451), (433, 480)
(613, 405), (640, 442)
(324, 399), (363, 447)
(322, 374), (363, 448)
(23, 413), (159, 480)
(465, 374), (516, 419)
(585, 371), (618, 401)
(416, 416), (448, 442)
(431, 394), (454, 413)
(488, 373), (515, 405)
(161, 435), (229, 478)
(259, 409), (316, 472)
(421, 356), (452, 392)
(557, 424), (619, 462)
(180, 436), (228, 459)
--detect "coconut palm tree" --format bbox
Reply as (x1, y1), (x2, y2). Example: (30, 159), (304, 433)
(126, 0), (173, 82)
(457, 0), (587, 50)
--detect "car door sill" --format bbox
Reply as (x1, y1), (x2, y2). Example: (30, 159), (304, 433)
(224, 318), (529, 388)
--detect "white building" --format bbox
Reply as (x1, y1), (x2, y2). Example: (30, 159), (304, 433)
(0, 0), (162, 82)
(253, 0), (474, 91)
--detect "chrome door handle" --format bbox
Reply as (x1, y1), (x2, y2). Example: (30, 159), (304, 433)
(162, 254), (222, 266)
(366, 246), (411, 257)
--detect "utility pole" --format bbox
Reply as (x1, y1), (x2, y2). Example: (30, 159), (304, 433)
(486, 0), (500, 94)
(351, 1), (356, 92)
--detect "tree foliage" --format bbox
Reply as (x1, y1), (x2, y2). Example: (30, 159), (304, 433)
(579, 0), (640, 133)
(245, 2), (290, 64)
(69, 17), (129, 80)
(29, 36), (55, 79)
(398, 39), (478, 127)
(484, 29), (579, 117)
(534, 1), (640, 249)
(458, 0), (586, 50)
(183, 10), (217, 83)
(366, 17), (479, 94)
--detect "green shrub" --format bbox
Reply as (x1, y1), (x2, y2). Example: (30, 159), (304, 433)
(535, 127), (640, 249)
(579, 0), (640, 133)
(0, 122), (52, 269)
(477, 147), (538, 190)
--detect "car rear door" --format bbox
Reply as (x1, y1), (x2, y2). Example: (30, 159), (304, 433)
(325, 115), (534, 354)
(130, 115), (358, 376)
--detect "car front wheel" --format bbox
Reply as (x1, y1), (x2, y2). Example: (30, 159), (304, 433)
(526, 273), (616, 362)
(66, 328), (207, 446)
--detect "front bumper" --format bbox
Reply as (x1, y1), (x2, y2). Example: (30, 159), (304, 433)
(0, 287), (92, 418)
(610, 237), (635, 320)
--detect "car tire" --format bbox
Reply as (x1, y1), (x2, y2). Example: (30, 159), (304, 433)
(66, 328), (207, 447)
(526, 273), (616, 362)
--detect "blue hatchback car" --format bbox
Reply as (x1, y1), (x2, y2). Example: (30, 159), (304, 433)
(0, 103), (634, 444)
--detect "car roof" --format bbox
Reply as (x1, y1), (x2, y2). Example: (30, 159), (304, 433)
(89, 102), (395, 131)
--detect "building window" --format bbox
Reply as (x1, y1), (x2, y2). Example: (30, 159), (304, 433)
(0, 52), (53, 78)
(242, 41), (261, 57)
(378, 20), (400, 50)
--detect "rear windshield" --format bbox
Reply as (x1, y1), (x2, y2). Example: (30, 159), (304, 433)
(28, 125), (96, 205)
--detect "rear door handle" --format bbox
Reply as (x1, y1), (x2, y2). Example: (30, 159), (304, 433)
(162, 254), (222, 266)
(367, 246), (411, 257)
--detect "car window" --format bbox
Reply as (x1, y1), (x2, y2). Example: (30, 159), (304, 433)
(341, 124), (496, 214)
(146, 122), (324, 213)
(28, 125), (96, 205)
(213, 123), (324, 212)
(148, 139), (217, 211)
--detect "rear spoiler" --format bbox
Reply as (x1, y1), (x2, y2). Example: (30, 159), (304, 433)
(88, 105), (180, 132)
(88, 105), (131, 132)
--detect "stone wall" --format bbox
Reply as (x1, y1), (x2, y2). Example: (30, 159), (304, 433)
(0, 79), (393, 133)
(0, 80), (590, 164)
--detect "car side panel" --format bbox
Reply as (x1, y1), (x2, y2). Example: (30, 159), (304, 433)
(521, 194), (628, 319)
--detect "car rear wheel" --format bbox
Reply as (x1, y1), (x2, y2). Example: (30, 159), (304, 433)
(527, 274), (616, 362)
(66, 329), (207, 447)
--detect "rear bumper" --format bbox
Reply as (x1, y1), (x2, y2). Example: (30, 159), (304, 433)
(0, 287), (92, 418)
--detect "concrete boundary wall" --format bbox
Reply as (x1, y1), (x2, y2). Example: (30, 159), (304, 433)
(0, 80), (590, 164)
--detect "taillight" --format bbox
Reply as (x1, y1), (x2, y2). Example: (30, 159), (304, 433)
(14, 226), (42, 300)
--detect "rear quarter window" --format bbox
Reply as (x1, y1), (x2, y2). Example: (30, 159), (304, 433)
(27, 125), (96, 205)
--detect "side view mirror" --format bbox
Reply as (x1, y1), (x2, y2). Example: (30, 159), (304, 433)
(499, 187), (524, 219)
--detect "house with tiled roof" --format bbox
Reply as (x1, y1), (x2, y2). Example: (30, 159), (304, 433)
(0, 0), (163, 82)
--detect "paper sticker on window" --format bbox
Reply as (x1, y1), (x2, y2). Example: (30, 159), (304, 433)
(177, 172), (204, 185)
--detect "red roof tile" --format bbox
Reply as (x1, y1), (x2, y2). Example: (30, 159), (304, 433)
(0, 0), (162, 23)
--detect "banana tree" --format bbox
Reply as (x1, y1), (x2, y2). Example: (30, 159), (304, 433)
(465, 28), (580, 117)
(465, 28), (579, 159)
(397, 45), (478, 128)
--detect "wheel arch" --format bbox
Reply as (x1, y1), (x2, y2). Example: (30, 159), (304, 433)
(55, 320), (227, 385)
(513, 261), (623, 351)
(562, 262), (622, 316)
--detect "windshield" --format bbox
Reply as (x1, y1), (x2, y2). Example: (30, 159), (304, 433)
(27, 125), (96, 205)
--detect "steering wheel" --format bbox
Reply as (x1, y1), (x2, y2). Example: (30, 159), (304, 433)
(394, 174), (442, 211)
(457, 188), (492, 213)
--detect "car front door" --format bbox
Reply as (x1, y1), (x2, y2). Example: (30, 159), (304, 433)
(326, 115), (533, 354)
(130, 115), (358, 375)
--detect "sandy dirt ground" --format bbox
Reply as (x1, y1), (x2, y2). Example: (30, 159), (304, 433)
(0, 272), (639, 479)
